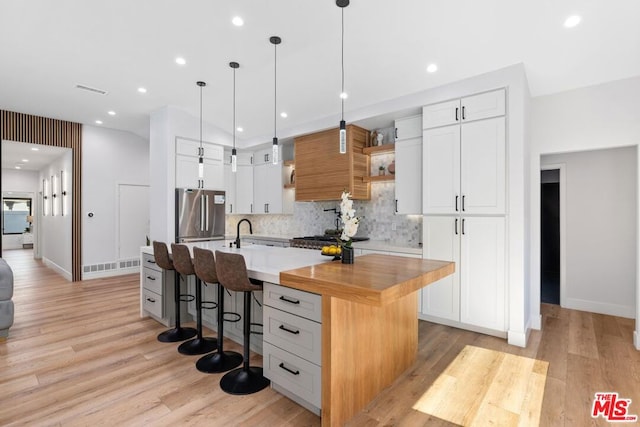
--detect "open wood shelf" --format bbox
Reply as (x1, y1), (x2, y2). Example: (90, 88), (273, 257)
(362, 144), (395, 155)
(363, 174), (395, 183)
(283, 159), (295, 167)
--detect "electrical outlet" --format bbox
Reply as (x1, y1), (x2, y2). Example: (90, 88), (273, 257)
(391, 222), (397, 231)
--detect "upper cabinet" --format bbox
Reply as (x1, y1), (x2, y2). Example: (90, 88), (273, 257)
(422, 88), (506, 129)
(394, 115), (422, 141)
(253, 161), (293, 214)
(175, 138), (224, 190)
(394, 114), (422, 214)
(294, 124), (370, 201)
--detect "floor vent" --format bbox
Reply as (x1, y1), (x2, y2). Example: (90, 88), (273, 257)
(83, 259), (138, 273)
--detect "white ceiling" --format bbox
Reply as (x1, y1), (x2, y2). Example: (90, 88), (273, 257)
(1, 140), (69, 171)
(1, 0), (639, 145)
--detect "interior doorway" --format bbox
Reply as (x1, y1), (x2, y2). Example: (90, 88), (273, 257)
(540, 169), (560, 304)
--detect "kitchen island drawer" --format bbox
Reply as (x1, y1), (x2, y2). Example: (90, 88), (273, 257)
(142, 290), (163, 318)
(142, 253), (161, 272)
(263, 283), (321, 322)
(143, 267), (163, 294)
(263, 342), (321, 409)
(263, 306), (321, 365)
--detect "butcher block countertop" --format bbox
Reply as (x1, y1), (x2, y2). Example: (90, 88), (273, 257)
(280, 253), (455, 306)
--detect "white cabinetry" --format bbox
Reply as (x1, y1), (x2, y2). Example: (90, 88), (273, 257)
(423, 92), (505, 215)
(253, 161), (293, 214)
(394, 114), (422, 215)
(394, 115), (422, 141)
(422, 88), (505, 129)
(175, 138), (224, 190)
(421, 216), (505, 332)
(141, 252), (174, 326)
(263, 283), (322, 414)
(224, 163), (235, 214)
(225, 152), (254, 215)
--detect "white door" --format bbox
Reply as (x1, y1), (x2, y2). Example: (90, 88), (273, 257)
(395, 137), (422, 214)
(423, 125), (460, 214)
(460, 117), (505, 214)
(459, 216), (506, 331)
(421, 216), (460, 321)
(118, 184), (150, 260)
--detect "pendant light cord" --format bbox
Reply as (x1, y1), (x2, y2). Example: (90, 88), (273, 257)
(274, 41), (277, 138)
(233, 68), (236, 150)
(341, 6), (345, 121)
(199, 85), (203, 150)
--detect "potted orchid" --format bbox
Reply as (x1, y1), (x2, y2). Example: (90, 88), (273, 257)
(337, 190), (360, 264)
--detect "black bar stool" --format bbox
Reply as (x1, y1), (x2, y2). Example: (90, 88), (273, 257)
(215, 250), (270, 395)
(192, 247), (243, 373)
(171, 244), (218, 355)
(153, 241), (196, 343)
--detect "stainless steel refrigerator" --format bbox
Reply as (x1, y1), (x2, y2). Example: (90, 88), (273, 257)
(175, 188), (226, 242)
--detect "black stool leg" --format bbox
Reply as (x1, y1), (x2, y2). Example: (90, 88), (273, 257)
(220, 291), (270, 395)
(157, 271), (197, 343)
(178, 277), (217, 355)
(196, 283), (242, 373)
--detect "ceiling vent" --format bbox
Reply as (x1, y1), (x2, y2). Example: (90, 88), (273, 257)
(75, 84), (108, 95)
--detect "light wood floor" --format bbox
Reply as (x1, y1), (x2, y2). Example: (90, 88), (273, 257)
(1, 249), (639, 426)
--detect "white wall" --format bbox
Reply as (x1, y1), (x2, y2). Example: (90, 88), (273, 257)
(542, 147), (637, 317)
(40, 151), (73, 279)
(1, 168), (39, 249)
(82, 125), (149, 277)
(530, 75), (640, 346)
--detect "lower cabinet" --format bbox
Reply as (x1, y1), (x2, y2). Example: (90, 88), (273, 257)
(140, 252), (175, 326)
(262, 283), (322, 415)
(420, 216), (506, 334)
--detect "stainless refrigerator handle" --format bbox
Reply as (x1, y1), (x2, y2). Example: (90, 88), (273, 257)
(200, 195), (205, 231)
(205, 195), (209, 231)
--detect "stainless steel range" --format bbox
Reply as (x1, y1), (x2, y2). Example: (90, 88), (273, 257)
(289, 235), (369, 249)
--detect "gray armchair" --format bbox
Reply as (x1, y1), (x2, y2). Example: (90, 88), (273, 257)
(0, 259), (14, 339)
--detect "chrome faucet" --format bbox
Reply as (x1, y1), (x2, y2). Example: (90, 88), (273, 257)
(235, 218), (253, 249)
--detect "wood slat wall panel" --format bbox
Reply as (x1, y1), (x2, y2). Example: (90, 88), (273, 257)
(0, 110), (82, 281)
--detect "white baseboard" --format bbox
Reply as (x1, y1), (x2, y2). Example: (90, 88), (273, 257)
(635, 331), (639, 350)
(565, 297), (635, 319)
(508, 329), (529, 348)
(82, 267), (139, 280)
(531, 314), (542, 330)
(43, 257), (72, 281)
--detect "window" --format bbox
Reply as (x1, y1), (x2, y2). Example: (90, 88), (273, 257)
(2, 198), (32, 235)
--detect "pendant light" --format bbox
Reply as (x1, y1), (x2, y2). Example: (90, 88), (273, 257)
(270, 36), (281, 164)
(230, 62), (239, 172)
(337, 0), (349, 154)
(196, 81), (206, 178)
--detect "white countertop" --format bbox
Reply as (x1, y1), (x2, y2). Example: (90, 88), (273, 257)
(141, 242), (331, 284)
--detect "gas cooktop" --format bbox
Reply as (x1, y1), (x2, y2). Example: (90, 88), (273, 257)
(289, 235), (369, 249)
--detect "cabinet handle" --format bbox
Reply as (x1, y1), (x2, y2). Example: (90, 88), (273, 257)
(455, 195), (459, 212)
(147, 260), (156, 264)
(455, 107), (459, 121)
(146, 297), (156, 303)
(455, 218), (458, 235)
(230, 203), (233, 214)
(395, 199), (398, 213)
(250, 203), (253, 213)
(265, 203), (268, 213)
(462, 105), (466, 120)
(395, 127), (398, 139)
(146, 276), (156, 281)
(462, 195), (466, 212)
(279, 295), (300, 305)
(278, 362), (300, 376)
(265, 153), (270, 163)
(462, 218), (466, 235)
(278, 324), (300, 335)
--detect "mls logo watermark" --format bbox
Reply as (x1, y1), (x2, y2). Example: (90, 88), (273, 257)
(592, 392), (638, 422)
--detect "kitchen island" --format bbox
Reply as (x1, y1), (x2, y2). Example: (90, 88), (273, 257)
(140, 244), (454, 426)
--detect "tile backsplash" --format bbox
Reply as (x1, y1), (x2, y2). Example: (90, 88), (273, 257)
(226, 166), (422, 248)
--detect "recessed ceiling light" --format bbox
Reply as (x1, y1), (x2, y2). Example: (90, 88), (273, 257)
(108, 110), (116, 116)
(340, 92), (348, 99)
(426, 63), (438, 73)
(280, 112), (288, 118)
(31, 147), (39, 151)
(15, 166), (21, 170)
(137, 87), (147, 93)
(564, 15), (581, 28)
(175, 57), (186, 65)
(232, 16), (244, 26)
(21, 159), (29, 162)
(236, 127), (244, 132)
(95, 120), (103, 125)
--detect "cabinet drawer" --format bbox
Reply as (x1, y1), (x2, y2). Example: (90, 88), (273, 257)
(142, 290), (163, 318)
(263, 306), (321, 366)
(143, 267), (163, 294)
(142, 253), (161, 272)
(263, 342), (321, 409)
(263, 283), (321, 322)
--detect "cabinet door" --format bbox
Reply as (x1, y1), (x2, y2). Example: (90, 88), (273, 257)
(421, 216), (460, 321)
(253, 164), (268, 213)
(224, 164), (236, 214)
(461, 89), (505, 122)
(202, 158), (224, 191)
(422, 99), (461, 129)
(461, 117), (505, 214)
(235, 165), (254, 214)
(176, 139), (224, 161)
(254, 148), (272, 164)
(175, 154), (200, 189)
(423, 125), (460, 214)
(254, 163), (284, 214)
(459, 216), (505, 331)
(394, 115), (422, 141)
(395, 137), (422, 214)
